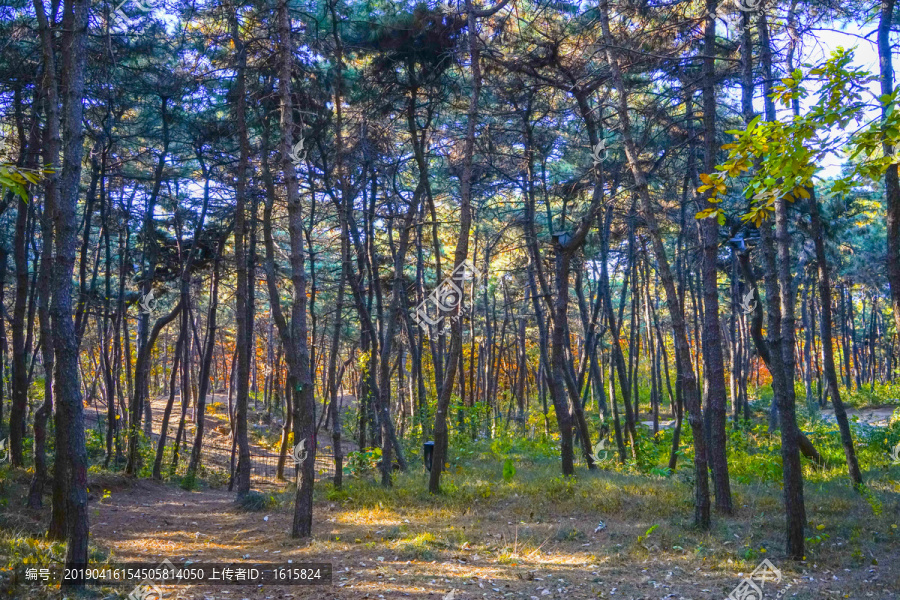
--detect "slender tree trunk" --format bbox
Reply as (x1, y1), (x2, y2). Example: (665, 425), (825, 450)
(153, 331), (183, 479)
(430, 0), (507, 493)
(608, 356), (626, 462)
(759, 9), (806, 559)
(698, 0), (732, 514)
(270, 0), (317, 538)
(327, 239), (348, 488)
(879, 0), (900, 341)
(229, 10), (252, 498)
(599, 0), (709, 527)
(187, 230), (225, 478)
(34, 0), (91, 583)
(9, 183), (32, 467)
(807, 188), (863, 486)
(27, 202), (54, 508)
(774, 197), (807, 560)
(801, 281), (814, 414)
(126, 301), (182, 475)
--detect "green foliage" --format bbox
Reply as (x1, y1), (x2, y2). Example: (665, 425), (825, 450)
(0, 163), (44, 202)
(546, 475), (577, 500)
(179, 470), (199, 491)
(236, 490), (277, 511)
(343, 447), (382, 478)
(0, 534), (65, 569)
(502, 458), (515, 481)
(806, 523), (831, 549)
(842, 381), (900, 409)
(636, 524), (659, 544)
(396, 532), (438, 561)
(859, 485), (883, 516)
(85, 427), (107, 462)
(649, 466), (673, 478)
(701, 48), (900, 225)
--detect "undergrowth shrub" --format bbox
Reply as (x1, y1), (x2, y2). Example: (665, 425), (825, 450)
(237, 490), (277, 511)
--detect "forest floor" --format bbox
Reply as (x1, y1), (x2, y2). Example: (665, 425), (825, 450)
(3, 400), (900, 599)
(81, 463), (900, 600)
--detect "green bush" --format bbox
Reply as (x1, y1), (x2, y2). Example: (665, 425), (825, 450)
(237, 490), (276, 511)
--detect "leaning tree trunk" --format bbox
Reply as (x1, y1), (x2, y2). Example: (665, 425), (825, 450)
(808, 184), (863, 488)
(599, 0), (710, 528)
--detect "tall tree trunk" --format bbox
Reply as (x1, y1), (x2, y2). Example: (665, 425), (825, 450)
(757, 8), (806, 559)
(807, 189), (863, 486)
(430, 0), (509, 493)
(327, 223), (348, 488)
(27, 202), (53, 508)
(773, 197), (807, 560)
(9, 179), (32, 467)
(880, 0), (900, 341)
(187, 230), (226, 478)
(271, 0), (317, 538)
(229, 11), (252, 498)
(34, 0), (92, 584)
(599, 0), (710, 528)
(700, 0), (732, 515)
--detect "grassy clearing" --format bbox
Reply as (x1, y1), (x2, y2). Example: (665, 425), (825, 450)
(1, 394), (899, 598)
(308, 425), (900, 575)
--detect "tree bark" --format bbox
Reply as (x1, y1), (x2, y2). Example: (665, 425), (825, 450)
(230, 9), (252, 499)
(272, 0), (317, 538)
(430, 0), (509, 493)
(126, 301), (182, 475)
(153, 331), (183, 479)
(808, 186), (863, 487)
(774, 197), (807, 560)
(758, 8), (806, 559)
(9, 176), (32, 467)
(27, 200), (54, 508)
(700, 0), (732, 515)
(33, 0), (92, 584)
(599, 0), (709, 528)
(879, 0), (900, 342)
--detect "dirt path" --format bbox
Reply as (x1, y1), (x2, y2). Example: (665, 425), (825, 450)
(820, 406), (898, 428)
(77, 398), (900, 599)
(84, 394), (356, 485)
(87, 477), (900, 600)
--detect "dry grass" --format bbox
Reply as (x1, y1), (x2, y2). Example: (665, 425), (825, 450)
(3, 446), (899, 599)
